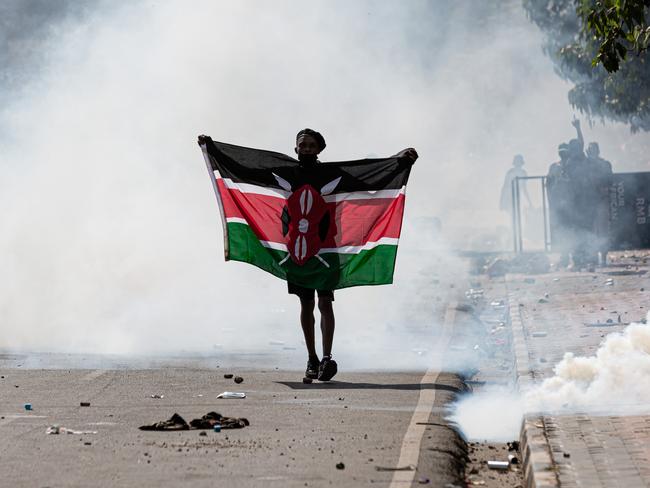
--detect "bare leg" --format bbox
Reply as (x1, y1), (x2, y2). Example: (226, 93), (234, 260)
(299, 298), (318, 360)
(318, 297), (335, 357)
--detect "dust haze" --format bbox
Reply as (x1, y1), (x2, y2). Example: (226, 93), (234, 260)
(1, 1), (649, 366)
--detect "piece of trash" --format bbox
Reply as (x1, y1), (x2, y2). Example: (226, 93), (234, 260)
(199, 431), (207, 436)
(84, 441), (92, 446)
(150, 394), (164, 399)
(223, 374), (233, 379)
(302, 377), (313, 384)
(553, 278), (560, 281)
(190, 412), (248, 429)
(490, 300), (505, 308)
(531, 331), (547, 337)
(80, 402), (91, 407)
(24, 403), (32, 411)
(507, 441), (519, 451)
(417, 477), (430, 484)
(233, 376), (244, 384)
(563, 452), (570, 458)
(336, 462), (345, 470)
(375, 465), (416, 472)
(487, 460), (509, 470)
(139, 412), (248, 431)
(46, 425), (97, 435)
(139, 413), (189, 431)
(508, 454), (519, 465)
(605, 279), (614, 286)
(217, 392), (246, 399)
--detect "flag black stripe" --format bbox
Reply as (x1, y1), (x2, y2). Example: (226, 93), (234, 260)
(204, 139), (411, 193)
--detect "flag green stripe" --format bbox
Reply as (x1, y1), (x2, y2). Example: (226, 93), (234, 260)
(226, 222), (398, 290)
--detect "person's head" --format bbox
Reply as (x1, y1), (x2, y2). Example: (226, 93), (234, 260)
(586, 142), (600, 158)
(568, 138), (584, 157)
(512, 154), (525, 167)
(295, 128), (325, 164)
(558, 143), (569, 162)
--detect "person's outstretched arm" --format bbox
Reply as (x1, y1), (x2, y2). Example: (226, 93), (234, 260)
(571, 118), (584, 148)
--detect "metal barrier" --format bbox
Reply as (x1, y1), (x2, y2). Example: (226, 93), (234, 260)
(511, 176), (551, 254)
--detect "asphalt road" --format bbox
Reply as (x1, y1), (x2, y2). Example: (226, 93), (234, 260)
(0, 355), (466, 488)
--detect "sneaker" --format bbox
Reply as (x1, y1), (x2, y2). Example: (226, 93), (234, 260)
(305, 357), (319, 379)
(318, 356), (338, 381)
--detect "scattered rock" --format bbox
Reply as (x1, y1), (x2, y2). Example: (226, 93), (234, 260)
(223, 374), (233, 379)
(234, 376), (244, 384)
(336, 462), (345, 470)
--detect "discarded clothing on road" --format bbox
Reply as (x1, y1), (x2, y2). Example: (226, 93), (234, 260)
(139, 411), (249, 431)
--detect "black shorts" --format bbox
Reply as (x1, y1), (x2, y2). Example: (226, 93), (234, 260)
(287, 282), (334, 301)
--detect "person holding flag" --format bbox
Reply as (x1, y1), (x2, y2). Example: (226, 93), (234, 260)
(198, 130), (417, 381)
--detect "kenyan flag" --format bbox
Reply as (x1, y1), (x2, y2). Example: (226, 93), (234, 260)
(200, 139), (412, 290)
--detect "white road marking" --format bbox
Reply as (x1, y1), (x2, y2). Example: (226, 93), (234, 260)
(389, 302), (457, 487)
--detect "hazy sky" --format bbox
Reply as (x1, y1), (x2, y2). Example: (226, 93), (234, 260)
(1, 1), (648, 358)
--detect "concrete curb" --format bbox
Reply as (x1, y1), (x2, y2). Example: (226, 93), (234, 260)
(506, 277), (559, 488)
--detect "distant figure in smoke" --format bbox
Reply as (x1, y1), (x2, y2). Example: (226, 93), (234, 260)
(547, 142), (574, 266)
(548, 119), (612, 268)
(499, 154), (532, 216)
(586, 142), (613, 262)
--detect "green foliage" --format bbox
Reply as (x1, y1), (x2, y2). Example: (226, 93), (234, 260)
(524, 0), (650, 131)
(579, 0), (650, 72)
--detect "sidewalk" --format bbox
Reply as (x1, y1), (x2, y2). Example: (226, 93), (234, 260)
(506, 252), (650, 487)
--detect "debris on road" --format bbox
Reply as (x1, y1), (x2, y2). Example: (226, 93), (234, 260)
(486, 460), (509, 470)
(223, 374), (233, 379)
(508, 454), (519, 465)
(80, 402), (91, 407)
(24, 403), (32, 411)
(233, 376), (244, 384)
(149, 394), (164, 399)
(190, 411), (248, 430)
(375, 465), (415, 472)
(217, 392), (246, 399)
(139, 413), (189, 431)
(302, 377), (313, 384)
(507, 441), (519, 451)
(139, 411), (249, 431)
(46, 425), (98, 435)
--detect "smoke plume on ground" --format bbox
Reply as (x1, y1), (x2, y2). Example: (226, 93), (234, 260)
(451, 313), (650, 441)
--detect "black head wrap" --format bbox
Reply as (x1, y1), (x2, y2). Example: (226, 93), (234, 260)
(296, 128), (326, 151)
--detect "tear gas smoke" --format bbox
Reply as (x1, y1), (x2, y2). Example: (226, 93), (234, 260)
(0, 1), (648, 364)
(450, 314), (650, 441)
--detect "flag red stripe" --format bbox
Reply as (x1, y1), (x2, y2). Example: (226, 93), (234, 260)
(216, 179), (405, 248)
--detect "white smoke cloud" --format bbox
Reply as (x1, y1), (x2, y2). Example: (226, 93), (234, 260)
(451, 314), (650, 441)
(0, 1), (648, 362)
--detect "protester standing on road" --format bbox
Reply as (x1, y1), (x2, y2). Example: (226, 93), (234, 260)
(291, 129), (418, 381)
